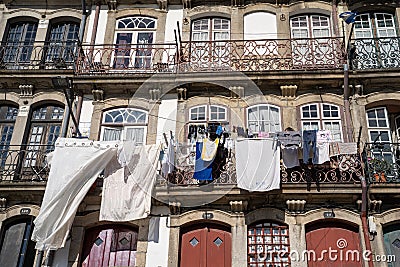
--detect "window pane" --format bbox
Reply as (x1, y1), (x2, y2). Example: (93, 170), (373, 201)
(103, 128), (122, 141)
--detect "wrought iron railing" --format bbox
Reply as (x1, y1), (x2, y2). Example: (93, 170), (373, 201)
(156, 143), (236, 186)
(281, 154), (362, 187)
(364, 142), (400, 183)
(178, 37), (345, 72)
(0, 145), (52, 182)
(75, 43), (178, 75)
(350, 37), (400, 70)
(0, 41), (77, 70)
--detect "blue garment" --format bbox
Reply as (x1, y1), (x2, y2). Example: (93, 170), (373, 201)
(194, 142), (213, 181)
(216, 125), (223, 136)
(302, 130), (317, 164)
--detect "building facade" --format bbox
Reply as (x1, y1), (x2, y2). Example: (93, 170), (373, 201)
(0, 0), (399, 266)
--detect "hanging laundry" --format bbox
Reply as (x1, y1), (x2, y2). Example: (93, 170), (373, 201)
(100, 144), (160, 222)
(315, 130), (332, 164)
(277, 131), (302, 168)
(194, 142), (213, 181)
(282, 147), (300, 168)
(32, 138), (119, 250)
(201, 138), (219, 161)
(216, 125), (223, 136)
(161, 138), (175, 176)
(302, 130), (317, 164)
(277, 131), (302, 147)
(235, 138), (281, 192)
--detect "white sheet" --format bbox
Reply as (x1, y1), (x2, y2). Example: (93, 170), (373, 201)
(235, 138), (281, 192)
(100, 144), (160, 222)
(32, 138), (119, 250)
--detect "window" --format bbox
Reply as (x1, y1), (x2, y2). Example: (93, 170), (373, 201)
(290, 15), (334, 67)
(248, 222), (290, 266)
(0, 105), (18, 167)
(113, 17), (156, 69)
(189, 105), (227, 122)
(247, 105), (281, 133)
(301, 103), (342, 142)
(101, 108), (148, 144)
(353, 13), (398, 69)
(0, 217), (36, 267)
(190, 18), (230, 69)
(25, 105), (64, 167)
(46, 21), (79, 64)
(3, 20), (38, 67)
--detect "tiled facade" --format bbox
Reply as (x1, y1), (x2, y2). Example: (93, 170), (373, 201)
(0, 0), (400, 266)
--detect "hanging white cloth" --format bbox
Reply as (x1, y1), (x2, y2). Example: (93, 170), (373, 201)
(161, 138), (174, 176)
(201, 138), (219, 161)
(31, 138), (119, 250)
(100, 144), (160, 222)
(235, 138), (281, 192)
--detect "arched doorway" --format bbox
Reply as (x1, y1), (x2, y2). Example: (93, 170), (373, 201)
(81, 225), (138, 267)
(179, 224), (231, 267)
(306, 221), (362, 267)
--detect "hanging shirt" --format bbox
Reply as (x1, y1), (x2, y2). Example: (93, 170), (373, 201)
(201, 138), (219, 161)
(315, 130), (332, 164)
(194, 142), (213, 181)
(282, 146), (300, 168)
(235, 138), (281, 192)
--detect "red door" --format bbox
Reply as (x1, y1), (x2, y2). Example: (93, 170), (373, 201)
(81, 226), (138, 267)
(306, 223), (362, 267)
(180, 226), (231, 267)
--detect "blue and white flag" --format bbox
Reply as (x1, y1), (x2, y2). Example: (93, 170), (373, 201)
(339, 11), (358, 24)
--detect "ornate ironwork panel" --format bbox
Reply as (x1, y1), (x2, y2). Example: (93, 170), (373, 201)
(364, 143), (400, 183)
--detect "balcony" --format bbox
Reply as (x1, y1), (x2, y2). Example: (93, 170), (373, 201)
(0, 145), (51, 183)
(75, 37), (346, 75)
(0, 41), (77, 70)
(350, 37), (400, 70)
(364, 143), (400, 184)
(156, 144), (362, 191)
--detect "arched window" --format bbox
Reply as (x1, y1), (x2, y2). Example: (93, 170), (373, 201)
(25, 105), (64, 170)
(0, 105), (18, 167)
(46, 20), (79, 65)
(3, 20), (38, 67)
(247, 104), (281, 134)
(191, 18), (230, 41)
(247, 221), (290, 266)
(114, 16), (157, 69)
(301, 103), (343, 142)
(101, 108), (148, 144)
(189, 105), (227, 122)
(290, 15), (331, 39)
(0, 217), (36, 267)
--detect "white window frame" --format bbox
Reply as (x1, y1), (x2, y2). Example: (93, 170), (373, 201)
(101, 108), (148, 144)
(189, 105), (228, 122)
(366, 107), (391, 143)
(113, 16), (157, 69)
(191, 17), (230, 41)
(301, 103), (343, 142)
(189, 105), (207, 122)
(209, 105), (227, 122)
(247, 104), (281, 133)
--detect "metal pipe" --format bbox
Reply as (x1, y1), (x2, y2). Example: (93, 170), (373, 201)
(35, 250), (44, 267)
(72, 94), (83, 136)
(332, 0), (339, 36)
(343, 64), (354, 142)
(90, 2), (101, 46)
(360, 176), (374, 267)
(61, 105), (70, 138)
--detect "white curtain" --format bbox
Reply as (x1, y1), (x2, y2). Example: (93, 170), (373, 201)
(32, 138), (119, 250)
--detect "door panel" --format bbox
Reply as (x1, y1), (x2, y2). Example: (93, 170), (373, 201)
(81, 226), (137, 267)
(306, 226), (362, 267)
(180, 226), (231, 267)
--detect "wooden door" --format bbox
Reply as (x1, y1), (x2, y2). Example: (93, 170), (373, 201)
(81, 226), (138, 267)
(306, 223), (362, 267)
(180, 226), (231, 267)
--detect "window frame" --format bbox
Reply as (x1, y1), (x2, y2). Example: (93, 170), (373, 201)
(366, 107), (392, 143)
(300, 103), (343, 142)
(290, 14), (331, 39)
(191, 17), (231, 41)
(246, 104), (281, 133)
(188, 105), (228, 123)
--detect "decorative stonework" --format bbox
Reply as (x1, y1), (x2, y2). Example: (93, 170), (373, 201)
(177, 87), (187, 101)
(149, 89), (161, 101)
(92, 88), (104, 102)
(157, 0), (167, 10)
(182, 0), (191, 9)
(370, 200), (382, 214)
(0, 198), (6, 209)
(286, 199), (306, 213)
(169, 201), (181, 215)
(280, 85), (297, 98)
(230, 200), (248, 213)
(107, 0), (117, 10)
(19, 84), (34, 97)
(229, 86), (244, 99)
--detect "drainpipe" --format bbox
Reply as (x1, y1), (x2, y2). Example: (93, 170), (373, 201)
(343, 64), (354, 142)
(35, 251), (44, 267)
(360, 176), (374, 267)
(332, 0), (339, 36)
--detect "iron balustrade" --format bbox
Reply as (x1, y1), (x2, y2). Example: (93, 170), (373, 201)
(75, 43), (178, 75)
(364, 142), (400, 184)
(350, 37), (400, 70)
(0, 41), (77, 70)
(0, 145), (52, 182)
